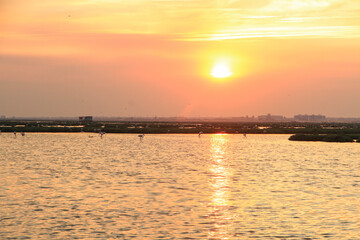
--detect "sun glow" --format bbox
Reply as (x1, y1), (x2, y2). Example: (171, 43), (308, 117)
(211, 62), (232, 78)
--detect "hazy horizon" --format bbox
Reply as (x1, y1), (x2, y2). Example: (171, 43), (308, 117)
(4, 114), (360, 120)
(1, 0), (359, 118)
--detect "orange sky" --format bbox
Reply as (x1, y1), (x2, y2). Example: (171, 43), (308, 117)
(0, 0), (359, 117)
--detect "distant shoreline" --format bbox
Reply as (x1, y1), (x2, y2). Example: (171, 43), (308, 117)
(2, 120), (360, 135)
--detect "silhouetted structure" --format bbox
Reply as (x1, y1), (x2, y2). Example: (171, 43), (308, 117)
(79, 116), (93, 122)
(294, 114), (326, 122)
(258, 114), (285, 122)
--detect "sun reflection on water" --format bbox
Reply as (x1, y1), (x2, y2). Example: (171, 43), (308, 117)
(207, 134), (234, 239)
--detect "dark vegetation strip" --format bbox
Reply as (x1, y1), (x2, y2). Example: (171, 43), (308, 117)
(2, 121), (360, 137)
(289, 134), (360, 142)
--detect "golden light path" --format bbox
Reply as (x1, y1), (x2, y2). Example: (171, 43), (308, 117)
(208, 134), (234, 239)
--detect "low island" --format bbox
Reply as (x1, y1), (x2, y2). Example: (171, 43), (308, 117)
(289, 134), (360, 142)
(1, 120), (360, 142)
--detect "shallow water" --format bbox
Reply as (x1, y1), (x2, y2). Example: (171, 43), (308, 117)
(0, 133), (359, 239)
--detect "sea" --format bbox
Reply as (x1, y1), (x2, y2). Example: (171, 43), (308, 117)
(1, 133), (359, 239)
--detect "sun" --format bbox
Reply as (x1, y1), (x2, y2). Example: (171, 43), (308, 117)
(211, 62), (232, 78)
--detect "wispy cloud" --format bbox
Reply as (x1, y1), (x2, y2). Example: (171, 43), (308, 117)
(179, 26), (360, 41)
(1, 0), (359, 41)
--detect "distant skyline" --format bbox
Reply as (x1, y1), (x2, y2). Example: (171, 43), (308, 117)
(3, 113), (360, 121)
(1, 0), (360, 118)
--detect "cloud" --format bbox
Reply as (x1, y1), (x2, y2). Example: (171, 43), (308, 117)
(2, 0), (359, 40)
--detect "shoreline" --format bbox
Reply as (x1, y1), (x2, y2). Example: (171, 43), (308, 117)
(2, 120), (360, 136)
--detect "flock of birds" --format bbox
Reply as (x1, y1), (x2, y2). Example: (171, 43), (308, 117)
(11, 131), (25, 137)
(8, 131), (247, 140)
(95, 131), (145, 141)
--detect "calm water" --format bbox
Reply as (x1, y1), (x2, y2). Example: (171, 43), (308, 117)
(1, 133), (360, 239)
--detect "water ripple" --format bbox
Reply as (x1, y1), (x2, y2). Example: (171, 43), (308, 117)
(0, 133), (359, 239)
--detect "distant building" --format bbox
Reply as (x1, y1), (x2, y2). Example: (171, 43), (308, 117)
(79, 116), (93, 122)
(258, 114), (285, 122)
(232, 115), (256, 122)
(294, 114), (326, 122)
(0, 115), (5, 120)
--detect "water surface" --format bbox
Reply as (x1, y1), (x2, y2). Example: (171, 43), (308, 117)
(1, 133), (359, 239)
